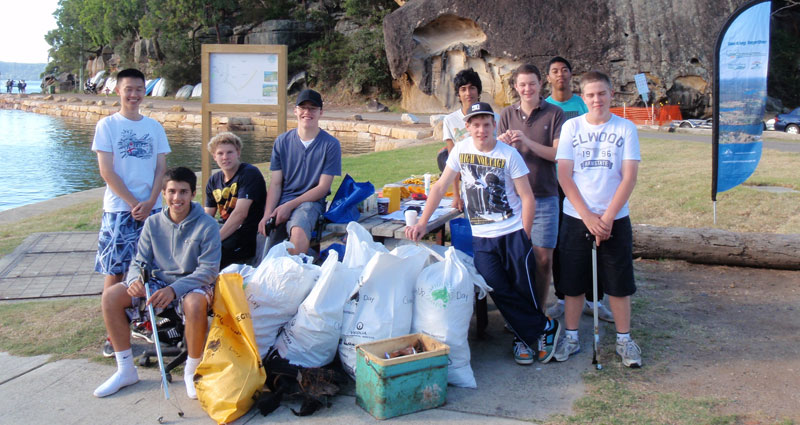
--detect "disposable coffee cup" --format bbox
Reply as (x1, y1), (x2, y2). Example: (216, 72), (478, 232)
(404, 209), (418, 226)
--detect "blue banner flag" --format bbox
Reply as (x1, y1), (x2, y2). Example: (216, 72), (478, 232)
(712, 0), (771, 200)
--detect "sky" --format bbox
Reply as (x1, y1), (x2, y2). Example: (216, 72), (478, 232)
(0, 0), (59, 63)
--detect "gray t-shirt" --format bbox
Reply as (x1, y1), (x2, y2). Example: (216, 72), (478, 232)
(269, 128), (342, 206)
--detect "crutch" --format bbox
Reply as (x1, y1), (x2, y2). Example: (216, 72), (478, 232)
(591, 239), (603, 370)
(137, 261), (184, 422)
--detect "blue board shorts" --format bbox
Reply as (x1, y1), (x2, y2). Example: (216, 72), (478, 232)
(94, 209), (160, 276)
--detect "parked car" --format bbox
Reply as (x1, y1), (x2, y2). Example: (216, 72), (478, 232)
(763, 118), (775, 131)
(774, 107), (800, 134)
(670, 118), (712, 129)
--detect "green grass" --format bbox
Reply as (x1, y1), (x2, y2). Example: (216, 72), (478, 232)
(631, 137), (800, 233)
(0, 200), (102, 257)
(0, 298), (106, 360)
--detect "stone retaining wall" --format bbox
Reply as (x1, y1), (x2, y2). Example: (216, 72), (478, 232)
(0, 95), (433, 145)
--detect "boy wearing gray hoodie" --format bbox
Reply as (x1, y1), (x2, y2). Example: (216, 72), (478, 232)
(94, 167), (221, 400)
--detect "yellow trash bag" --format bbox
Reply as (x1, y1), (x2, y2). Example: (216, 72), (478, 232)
(195, 273), (266, 424)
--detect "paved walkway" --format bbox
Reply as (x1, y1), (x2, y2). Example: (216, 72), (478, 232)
(0, 231), (102, 300)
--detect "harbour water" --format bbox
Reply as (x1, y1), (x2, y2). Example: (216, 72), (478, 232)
(0, 109), (371, 212)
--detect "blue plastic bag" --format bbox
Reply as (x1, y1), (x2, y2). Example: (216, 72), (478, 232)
(324, 174), (375, 223)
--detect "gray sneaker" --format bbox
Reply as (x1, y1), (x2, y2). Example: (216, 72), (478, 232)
(554, 334), (581, 362)
(583, 302), (615, 323)
(546, 302), (565, 318)
(616, 338), (642, 368)
(102, 338), (114, 358)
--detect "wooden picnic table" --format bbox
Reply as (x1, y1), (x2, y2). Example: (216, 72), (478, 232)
(321, 200), (462, 245)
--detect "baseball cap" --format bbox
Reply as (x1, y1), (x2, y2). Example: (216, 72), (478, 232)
(296, 89), (323, 108)
(463, 102), (494, 121)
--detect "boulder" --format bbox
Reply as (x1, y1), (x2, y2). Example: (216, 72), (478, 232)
(383, 0), (752, 114)
(134, 38), (161, 64)
(242, 20), (321, 49)
(429, 114), (446, 127)
(348, 114), (364, 121)
(401, 113), (420, 124)
(288, 71), (307, 94)
(170, 105), (185, 112)
(366, 99), (389, 112)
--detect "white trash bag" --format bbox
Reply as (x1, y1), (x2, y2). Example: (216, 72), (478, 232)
(341, 221), (388, 269)
(244, 241), (320, 358)
(274, 250), (360, 367)
(338, 247), (429, 378)
(411, 246), (492, 388)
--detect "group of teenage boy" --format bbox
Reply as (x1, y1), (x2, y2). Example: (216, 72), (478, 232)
(407, 57), (641, 369)
(91, 68), (340, 399)
(90, 56), (641, 402)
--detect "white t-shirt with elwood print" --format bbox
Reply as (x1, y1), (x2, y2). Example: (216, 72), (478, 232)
(555, 114), (641, 220)
(446, 138), (529, 238)
(91, 113), (171, 212)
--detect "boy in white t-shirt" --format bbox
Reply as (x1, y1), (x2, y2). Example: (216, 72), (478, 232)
(408, 102), (561, 365)
(553, 70), (642, 367)
(91, 68), (170, 356)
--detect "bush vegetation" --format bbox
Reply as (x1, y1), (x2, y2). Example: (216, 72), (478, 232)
(45, 0), (398, 96)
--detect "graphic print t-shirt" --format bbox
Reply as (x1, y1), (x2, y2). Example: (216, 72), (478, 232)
(91, 113), (171, 212)
(205, 163), (266, 236)
(446, 139), (529, 238)
(443, 109), (470, 144)
(556, 114), (641, 220)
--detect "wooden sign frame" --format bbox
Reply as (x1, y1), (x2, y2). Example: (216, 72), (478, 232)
(200, 44), (288, 203)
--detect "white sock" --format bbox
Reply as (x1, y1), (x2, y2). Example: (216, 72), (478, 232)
(184, 356), (202, 399)
(93, 349), (139, 397)
(566, 329), (579, 340)
(617, 332), (631, 343)
(557, 299), (565, 305)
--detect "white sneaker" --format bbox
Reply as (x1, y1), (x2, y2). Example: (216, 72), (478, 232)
(583, 302), (615, 323)
(616, 338), (642, 368)
(546, 302), (565, 318)
(554, 334), (581, 362)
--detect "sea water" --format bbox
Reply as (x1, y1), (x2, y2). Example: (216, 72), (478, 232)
(0, 109), (274, 212)
(0, 109), (373, 212)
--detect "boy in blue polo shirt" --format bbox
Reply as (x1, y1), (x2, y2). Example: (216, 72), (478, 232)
(407, 102), (561, 365)
(259, 89), (341, 256)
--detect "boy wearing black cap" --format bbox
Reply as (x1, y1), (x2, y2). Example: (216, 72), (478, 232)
(258, 89), (342, 255)
(406, 102), (561, 365)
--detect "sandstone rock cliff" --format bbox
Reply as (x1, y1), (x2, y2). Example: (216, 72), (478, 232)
(383, 0), (752, 115)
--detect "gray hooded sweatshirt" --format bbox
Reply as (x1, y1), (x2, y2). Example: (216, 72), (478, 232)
(126, 202), (221, 298)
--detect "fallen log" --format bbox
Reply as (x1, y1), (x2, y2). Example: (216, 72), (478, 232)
(632, 224), (800, 270)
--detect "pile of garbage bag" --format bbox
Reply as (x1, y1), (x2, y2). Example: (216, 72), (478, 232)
(199, 221), (492, 420)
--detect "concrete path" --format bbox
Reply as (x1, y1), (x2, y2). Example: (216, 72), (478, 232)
(0, 301), (596, 424)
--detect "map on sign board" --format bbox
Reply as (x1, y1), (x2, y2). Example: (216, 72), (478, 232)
(634, 73), (649, 104)
(209, 53), (279, 105)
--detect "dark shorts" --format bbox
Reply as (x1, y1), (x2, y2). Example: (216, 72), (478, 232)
(221, 228), (257, 268)
(556, 215), (636, 297)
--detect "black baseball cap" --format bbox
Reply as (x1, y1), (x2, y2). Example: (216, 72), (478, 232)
(463, 102), (494, 121)
(296, 89), (323, 108)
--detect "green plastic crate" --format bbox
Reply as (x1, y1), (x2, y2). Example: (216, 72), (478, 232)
(355, 333), (449, 420)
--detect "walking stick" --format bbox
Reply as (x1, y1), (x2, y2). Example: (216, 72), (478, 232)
(137, 261), (184, 422)
(591, 239), (602, 370)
